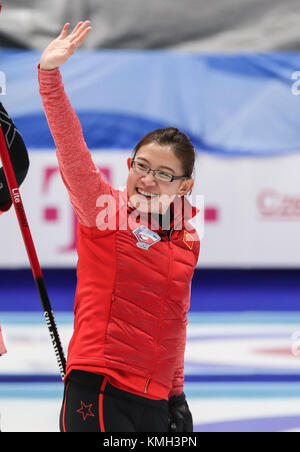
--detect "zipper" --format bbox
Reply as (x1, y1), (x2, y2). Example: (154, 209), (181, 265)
(146, 240), (174, 390)
(144, 377), (150, 393)
(160, 227), (174, 241)
(105, 292), (115, 343)
(143, 230), (174, 394)
(168, 227), (174, 240)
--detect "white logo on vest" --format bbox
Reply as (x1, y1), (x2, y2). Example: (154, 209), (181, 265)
(133, 225), (161, 250)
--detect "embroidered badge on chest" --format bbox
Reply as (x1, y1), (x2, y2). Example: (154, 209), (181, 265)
(133, 225), (161, 250)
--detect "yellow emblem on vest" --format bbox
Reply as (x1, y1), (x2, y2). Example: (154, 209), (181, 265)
(183, 230), (194, 250)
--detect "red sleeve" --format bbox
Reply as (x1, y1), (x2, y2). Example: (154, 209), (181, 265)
(168, 313), (187, 398)
(38, 66), (115, 227)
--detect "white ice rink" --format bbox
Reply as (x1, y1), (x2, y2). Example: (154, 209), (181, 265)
(1, 312), (300, 432)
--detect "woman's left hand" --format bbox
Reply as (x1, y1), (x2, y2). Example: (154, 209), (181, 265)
(168, 392), (193, 432)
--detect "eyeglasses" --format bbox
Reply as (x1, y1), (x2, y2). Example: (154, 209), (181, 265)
(131, 160), (188, 183)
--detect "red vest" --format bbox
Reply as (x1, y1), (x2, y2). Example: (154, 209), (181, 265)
(66, 189), (200, 399)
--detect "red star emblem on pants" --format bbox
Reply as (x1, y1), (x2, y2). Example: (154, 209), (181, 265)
(76, 401), (95, 421)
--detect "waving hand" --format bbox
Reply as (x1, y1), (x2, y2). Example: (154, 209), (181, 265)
(40, 21), (92, 71)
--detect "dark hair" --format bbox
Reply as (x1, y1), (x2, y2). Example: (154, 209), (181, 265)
(133, 127), (195, 178)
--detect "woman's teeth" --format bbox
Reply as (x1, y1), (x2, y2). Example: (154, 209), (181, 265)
(137, 188), (158, 198)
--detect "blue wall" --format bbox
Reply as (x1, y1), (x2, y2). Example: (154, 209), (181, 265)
(0, 269), (299, 312)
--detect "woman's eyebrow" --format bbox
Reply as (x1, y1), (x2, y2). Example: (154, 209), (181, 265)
(136, 157), (175, 173)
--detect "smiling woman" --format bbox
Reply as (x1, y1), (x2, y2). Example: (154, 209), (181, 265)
(38, 20), (200, 433)
(126, 137), (194, 214)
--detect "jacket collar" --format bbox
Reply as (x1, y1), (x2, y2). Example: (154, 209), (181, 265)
(124, 189), (198, 234)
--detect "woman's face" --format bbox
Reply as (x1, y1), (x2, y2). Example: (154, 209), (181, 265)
(126, 142), (193, 214)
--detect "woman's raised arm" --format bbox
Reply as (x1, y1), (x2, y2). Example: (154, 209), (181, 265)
(38, 21), (115, 228)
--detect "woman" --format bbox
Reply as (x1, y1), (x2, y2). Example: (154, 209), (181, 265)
(38, 21), (200, 433)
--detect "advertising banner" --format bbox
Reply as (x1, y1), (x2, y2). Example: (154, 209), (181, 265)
(0, 151), (299, 268)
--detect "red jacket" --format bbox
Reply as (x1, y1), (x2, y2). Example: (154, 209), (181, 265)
(68, 190), (200, 399)
(38, 66), (200, 400)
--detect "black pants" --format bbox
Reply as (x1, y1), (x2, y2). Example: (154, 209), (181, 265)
(59, 370), (169, 432)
